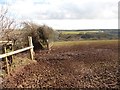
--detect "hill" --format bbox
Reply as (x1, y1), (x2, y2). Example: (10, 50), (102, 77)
(56, 29), (119, 41)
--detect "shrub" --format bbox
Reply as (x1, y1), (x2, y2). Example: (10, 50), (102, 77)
(4, 22), (56, 50)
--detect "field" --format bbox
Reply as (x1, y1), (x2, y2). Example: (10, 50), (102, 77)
(1, 40), (119, 88)
(57, 29), (118, 41)
(60, 30), (100, 35)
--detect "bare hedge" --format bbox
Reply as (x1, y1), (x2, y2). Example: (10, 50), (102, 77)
(1, 22), (56, 50)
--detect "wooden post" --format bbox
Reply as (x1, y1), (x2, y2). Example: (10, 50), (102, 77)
(11, 43), (14, 63)
(4, 47), (10, 75)
(28, 36), (34, 60)
(46, 39), (50, 50)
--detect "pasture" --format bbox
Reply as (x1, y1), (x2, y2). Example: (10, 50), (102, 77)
(60, 30), (100, 35)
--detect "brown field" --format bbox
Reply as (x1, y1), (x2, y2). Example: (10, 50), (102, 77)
(1, 40), (119, 88)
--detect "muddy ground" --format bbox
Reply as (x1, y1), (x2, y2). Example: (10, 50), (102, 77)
(1, 42), (119, 89)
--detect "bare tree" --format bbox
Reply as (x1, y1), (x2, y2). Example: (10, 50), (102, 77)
(0, 6), (17, 41)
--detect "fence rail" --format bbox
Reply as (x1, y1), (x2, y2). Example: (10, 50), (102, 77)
(0, 36), (34, 74)
(0, 46), (34, 59)
(0, 41), (12, 43)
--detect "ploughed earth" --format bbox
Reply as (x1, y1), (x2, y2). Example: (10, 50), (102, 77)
(1, 42), (119, 88)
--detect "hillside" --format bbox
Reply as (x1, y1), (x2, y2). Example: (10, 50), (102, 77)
(56, 29), (119, 41)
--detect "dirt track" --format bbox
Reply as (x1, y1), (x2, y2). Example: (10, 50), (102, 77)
(1, 42), (119, 88)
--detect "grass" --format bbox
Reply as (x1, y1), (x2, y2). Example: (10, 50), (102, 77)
(53, 40), (118, 47)
(61, 31), (100, 35)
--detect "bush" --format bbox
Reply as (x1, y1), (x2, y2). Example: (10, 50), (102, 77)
(5, 22), (56, 50)
(81, 33), (94, 39)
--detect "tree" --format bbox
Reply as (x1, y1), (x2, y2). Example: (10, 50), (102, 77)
(0, 6), (17, 41)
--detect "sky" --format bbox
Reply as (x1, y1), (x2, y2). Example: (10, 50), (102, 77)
(0, 0), (119, 29)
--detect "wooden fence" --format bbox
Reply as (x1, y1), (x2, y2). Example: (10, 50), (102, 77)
(0, 36), (34, 74)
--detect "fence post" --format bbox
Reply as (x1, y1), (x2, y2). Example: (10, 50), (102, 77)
(11, 43), (14, 63)
(4, 47), (10, 75)
(46, 39), (50, 50)
(28, 36), (34, 60)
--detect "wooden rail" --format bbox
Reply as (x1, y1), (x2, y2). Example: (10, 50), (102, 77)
(0, 41), (12, 43)
(0, 36), (34, 74)
(0, 46), (34, 59)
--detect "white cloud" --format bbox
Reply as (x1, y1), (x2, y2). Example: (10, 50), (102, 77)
(0, 0), (119, 29)
(34, 19), (118, 29)
(5, 0), (118, 19)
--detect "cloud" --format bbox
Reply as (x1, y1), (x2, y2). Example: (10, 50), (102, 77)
(0, 0), (118, 20)
(34, 19), (118, 29)
(40, 0), (118, 19)
(55, 1), (118, 19)
(0, 0), (118, 29)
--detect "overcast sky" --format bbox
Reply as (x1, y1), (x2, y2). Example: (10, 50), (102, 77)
(0, 0), (119, 29)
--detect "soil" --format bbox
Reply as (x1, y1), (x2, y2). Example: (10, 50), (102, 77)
(1, 42), (119, 88)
